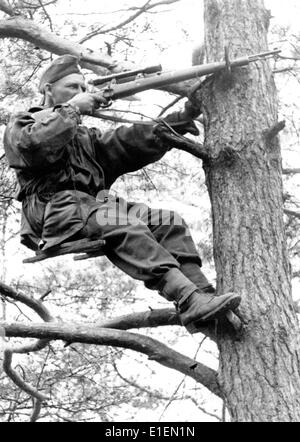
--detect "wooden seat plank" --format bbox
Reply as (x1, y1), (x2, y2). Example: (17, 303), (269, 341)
(23, 239), (106, 264)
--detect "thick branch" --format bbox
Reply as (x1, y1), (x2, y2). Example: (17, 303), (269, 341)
(0, 321), (221, 397)
(154, 127), (208, 160)
(30, 400), (43, 423)
(264, 120), (286, 146)
(0, 16), (119, 72)
(0, 282), (219, 400)
(0, 282), (217, 342)
(99, 308), (217, 342)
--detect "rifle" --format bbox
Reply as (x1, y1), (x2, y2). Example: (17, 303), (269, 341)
(90, 49), (281, 105)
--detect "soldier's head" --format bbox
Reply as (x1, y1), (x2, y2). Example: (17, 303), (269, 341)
(39, 55), (86, 106)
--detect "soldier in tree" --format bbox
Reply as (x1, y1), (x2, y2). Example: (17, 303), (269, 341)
(3, 55), (240, 333)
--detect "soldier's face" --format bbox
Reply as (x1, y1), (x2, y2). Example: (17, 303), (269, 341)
(46, 73), (86, 105)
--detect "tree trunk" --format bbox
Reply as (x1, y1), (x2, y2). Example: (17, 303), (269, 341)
(201, 0), (300, 422)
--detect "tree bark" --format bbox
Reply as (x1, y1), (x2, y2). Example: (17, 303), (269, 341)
(201, 0), (300, 422)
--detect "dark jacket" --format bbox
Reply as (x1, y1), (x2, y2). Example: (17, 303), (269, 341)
(4, 104), (169, 251)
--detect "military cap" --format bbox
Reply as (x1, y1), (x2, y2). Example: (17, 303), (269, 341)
(39, 54), (82, 93)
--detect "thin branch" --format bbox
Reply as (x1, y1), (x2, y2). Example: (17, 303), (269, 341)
(79, 0), (180, 44)
(0, 194), (14, 201)
(80, 0), (151, 43)
(16, 0), (57, 10)
(157, 96), (183, 117)
(40, 290), (52, 301)
(278, 55), (300, 61)
(113, 360), (174, 401)
(0, 282), (52, 322)
(283, 168), (300, 175)
(0, 59), (43, 99)
(3, 349), (48, 401)
(91, 112), (146, 125)
(37, 0), (53, 32)
(284, 209), (300, 220)
(159, 337), (206, 420)
(0, 0), (15, 16)
(92, 108), (155, 125)
(188, 396), (222, 421)
(30, 399), (42, 422)
(273, 67), (298, 74)
(1, 321), (221, 397)
(0, 282), (53, 404)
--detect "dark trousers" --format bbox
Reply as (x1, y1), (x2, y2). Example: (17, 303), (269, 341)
(80, 196), (209, 290)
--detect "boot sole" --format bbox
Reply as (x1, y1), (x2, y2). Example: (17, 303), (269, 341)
(184, 294), (241, 334)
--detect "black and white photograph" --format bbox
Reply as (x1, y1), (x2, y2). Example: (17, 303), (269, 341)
(0, 0), (299, 424)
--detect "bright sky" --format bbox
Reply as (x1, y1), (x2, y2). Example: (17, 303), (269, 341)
(265, 0), (299, 27)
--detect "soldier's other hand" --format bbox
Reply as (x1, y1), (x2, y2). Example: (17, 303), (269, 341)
(68, 92), (109, 115)
(183, 100), (201, 120)
(171, 120), (200, 136)
(180, 120), (200, 136)
(162, 110), (200, 136)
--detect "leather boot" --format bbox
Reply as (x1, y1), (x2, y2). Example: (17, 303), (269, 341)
(157, 268), (241, 334)
(177, 290), (241, 334)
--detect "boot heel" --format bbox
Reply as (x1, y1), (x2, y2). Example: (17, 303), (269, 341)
(185, 321), (204, 334)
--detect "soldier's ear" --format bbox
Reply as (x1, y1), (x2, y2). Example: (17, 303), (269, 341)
(44, 83), (53, 98)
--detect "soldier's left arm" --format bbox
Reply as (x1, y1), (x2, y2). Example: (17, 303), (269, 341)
(91, 100), (200, 183)
(91, 123), (170, 184)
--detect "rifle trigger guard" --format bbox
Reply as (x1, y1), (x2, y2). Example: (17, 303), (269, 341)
(99, 100), (112, 109)
(224, 46), (232, 75)
(101, 86), (113, 108)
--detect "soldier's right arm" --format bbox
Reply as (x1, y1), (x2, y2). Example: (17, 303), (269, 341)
(4, 104), (80, 170)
